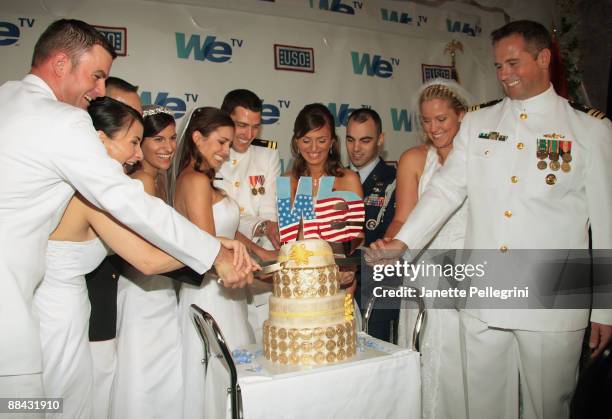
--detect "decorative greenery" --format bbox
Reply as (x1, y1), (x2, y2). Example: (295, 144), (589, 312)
(557, 0), (584, 102)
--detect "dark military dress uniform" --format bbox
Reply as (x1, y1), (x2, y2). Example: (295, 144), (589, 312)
(85, 255), (124, 341)
(355, 158), (399, 342)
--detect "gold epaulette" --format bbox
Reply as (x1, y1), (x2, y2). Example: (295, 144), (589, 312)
(569, 101), (606, 119)
(468, 98), (503, 112)
(251, 138), (278, 149)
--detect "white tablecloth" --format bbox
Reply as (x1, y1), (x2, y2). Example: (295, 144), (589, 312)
(210, 333), (421, 419)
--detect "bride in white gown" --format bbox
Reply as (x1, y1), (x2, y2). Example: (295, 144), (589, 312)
(33, 98), (253, 419)
(173, 107), (256, 419)
(111, 106), (182, 419)
(383, 80), (471, 419)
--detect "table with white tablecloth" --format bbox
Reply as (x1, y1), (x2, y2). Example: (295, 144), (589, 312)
(205, 333), (421, 419)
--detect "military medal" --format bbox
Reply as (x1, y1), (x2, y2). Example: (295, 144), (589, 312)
(545, 173), (557, 185)
(550, 160), (560, 171)
(560, 140), (572, 172)
(537, 139), (548, 170)
(249, 176), (258, 195)
(258, 176), (266, 195)
(548, 139), (559, 161)
(366, 219), (378, 231)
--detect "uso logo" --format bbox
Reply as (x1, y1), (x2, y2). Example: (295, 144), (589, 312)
(274, 44), (314, 73)
(93, 25), (127, 56)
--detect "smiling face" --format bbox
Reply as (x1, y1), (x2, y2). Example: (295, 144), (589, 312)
(141, 123), (177, 172)
(296, 123), (334, 169)
(58, 45), (113, 109)
(346, 117), (381, 169)
(193, 126), (234, 170)
(494, 34), (550, 100)
(100, 118), (144, 166)
(229, 106), (261, 153)
(420, 98), (463, 150)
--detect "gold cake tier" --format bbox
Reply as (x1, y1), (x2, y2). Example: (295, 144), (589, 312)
(272, 265), (340, 299)
(263, 319), (357, 366)
(268, 294), (346, 328)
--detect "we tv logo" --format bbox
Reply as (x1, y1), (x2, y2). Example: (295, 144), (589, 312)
(309, 0), (363, 15)
(351, 51), (399, 79)
(176, 33), (243, 62)
(140, 90), (199, 119)
(0, 18), (35, 46)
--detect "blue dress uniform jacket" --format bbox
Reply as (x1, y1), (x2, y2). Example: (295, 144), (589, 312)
(357, 158), (399, 341)
(362, 158), (397, 246)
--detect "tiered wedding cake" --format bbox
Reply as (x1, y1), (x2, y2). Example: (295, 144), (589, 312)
(263, 239), (356, 366)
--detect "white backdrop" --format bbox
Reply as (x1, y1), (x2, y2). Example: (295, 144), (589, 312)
(0, 0), (506, 170)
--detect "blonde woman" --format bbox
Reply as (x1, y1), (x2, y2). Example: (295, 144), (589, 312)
(384, 80), (471, 419)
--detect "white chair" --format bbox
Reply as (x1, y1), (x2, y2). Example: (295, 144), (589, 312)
(190, 304), (243, 419)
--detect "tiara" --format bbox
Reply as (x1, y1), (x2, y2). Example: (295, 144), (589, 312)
(142, 105), (174, 118)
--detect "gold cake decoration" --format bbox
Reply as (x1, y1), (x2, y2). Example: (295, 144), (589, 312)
(263, 240), (357, 366)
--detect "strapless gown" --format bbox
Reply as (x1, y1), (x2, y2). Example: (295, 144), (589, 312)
(33, 238), (107, 419)
(110, 268), (182, 418)
(179, 197), (255, 419)
(398, 145), (468, 419)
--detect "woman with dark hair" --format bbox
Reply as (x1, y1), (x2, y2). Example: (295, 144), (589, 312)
(32, 99), (251, 418)
(174, 107), (255, 419)
(111, 105), (183, 418)
(286, 103), (364, 292)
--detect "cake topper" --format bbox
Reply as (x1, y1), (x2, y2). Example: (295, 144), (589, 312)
(276, 176), (365, 244)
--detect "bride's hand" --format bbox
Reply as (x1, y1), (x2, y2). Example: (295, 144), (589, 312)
(218, 237), (261, 272)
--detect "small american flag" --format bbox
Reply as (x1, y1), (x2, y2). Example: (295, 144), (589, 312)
(315, 197), (365, 242)
(278, 194), (317, 242)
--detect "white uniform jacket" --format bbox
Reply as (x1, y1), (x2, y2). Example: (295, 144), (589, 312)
(215, 142), (281, 241)
(0, 75), (220, 376)
(396, 85), (612, 331)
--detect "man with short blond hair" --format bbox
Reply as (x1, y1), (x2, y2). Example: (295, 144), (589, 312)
(0, 19), (253, 403)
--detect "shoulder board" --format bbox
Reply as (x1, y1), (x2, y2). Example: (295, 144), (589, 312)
(468, 98), (503, 112)
(251, 138), (278, 149)
(569, 101), (606, 120)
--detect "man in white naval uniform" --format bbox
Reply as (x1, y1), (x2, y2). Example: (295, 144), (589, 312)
(0, 19), (253, 406)
(372, 20), (612, 419)
(216, 89), (281, 342)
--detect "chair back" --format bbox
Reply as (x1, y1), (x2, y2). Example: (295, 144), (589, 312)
(191, 304), (242, 419)
(363, 286), (426, 352)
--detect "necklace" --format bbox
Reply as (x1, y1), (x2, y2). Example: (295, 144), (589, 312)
(311, 172), (324, 195)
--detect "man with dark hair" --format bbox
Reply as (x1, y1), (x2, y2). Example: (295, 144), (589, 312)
(217, 89), (281, 341)
(372, 20), (612, 418)
(346, 108), (398, 342)
(105, 76), (141, 113)
(0, 19), (253, 402)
